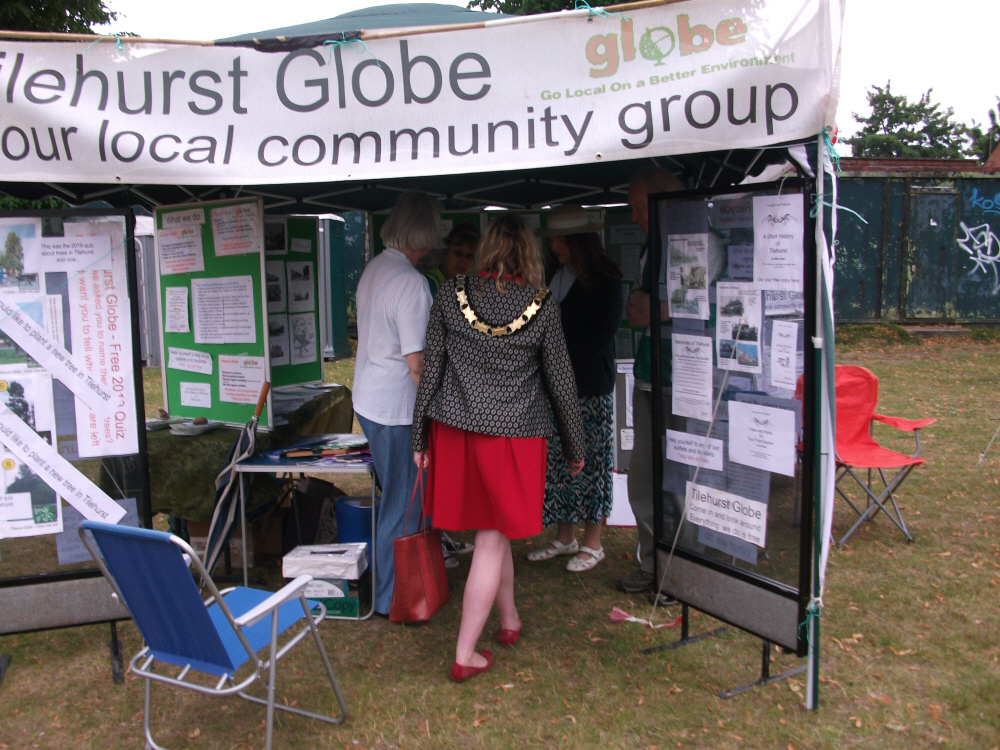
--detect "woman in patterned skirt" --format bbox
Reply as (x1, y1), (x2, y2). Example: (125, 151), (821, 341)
(412, 214), (585, 681)
(527, 205), (624, 572)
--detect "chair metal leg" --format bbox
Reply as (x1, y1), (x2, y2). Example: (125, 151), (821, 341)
(266, 612), (279, 750)
(837, 465), (915, 545)
(143, 673), (169, 750)
(304, 599), (348, 723)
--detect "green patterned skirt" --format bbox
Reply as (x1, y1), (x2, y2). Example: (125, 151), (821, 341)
(543, 393), (614, 527)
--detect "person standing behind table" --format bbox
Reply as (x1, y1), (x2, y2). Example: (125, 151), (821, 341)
(353, 191), (440, 618)
(426, 221), (480, 296)
(526, 205), (624, 572)
(411, 214), (586, 682)
(618, 168), (687, 596)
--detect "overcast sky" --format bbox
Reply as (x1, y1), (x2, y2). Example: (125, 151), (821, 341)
(97, 0), (998, 143)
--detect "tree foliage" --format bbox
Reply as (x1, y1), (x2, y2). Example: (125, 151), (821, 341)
(0, 0), (117, 34)
(466, 0), (576, 15)
(968, 97), (1000, 162)
(844, 82), (970, 159)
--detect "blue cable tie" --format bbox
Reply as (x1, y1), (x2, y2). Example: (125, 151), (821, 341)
(323, 33), (381, 68)
(822, 126), (842, 175)
(85, 33), (125, 54)
(574, 0), (629, 21)
(811, 192), (867, 224)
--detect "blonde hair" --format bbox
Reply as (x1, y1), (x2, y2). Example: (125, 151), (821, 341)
(475, 214), (545, 291)
(380, 191), (443, 252)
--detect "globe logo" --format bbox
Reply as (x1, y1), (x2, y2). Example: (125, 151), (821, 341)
(639, 27), (676, 66)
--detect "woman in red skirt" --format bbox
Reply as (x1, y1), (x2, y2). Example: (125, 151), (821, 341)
(411, 214), (586, 682)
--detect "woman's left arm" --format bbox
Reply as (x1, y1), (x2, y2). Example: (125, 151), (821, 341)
(539, 303), (587, 463)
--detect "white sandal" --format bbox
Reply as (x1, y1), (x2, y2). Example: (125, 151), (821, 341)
(526, 538), (579, 561)
(566, 546), (605, 572)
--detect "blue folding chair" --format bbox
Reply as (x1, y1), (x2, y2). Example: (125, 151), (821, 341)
(79, 521), (347, 750)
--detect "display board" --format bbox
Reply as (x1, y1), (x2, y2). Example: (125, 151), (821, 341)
(154, 198), (272, 429)
(0, 208), (149, 635)
(263, 216), (323, 387)
(605, 206), (647, 361)
(647, 180), (815, 655)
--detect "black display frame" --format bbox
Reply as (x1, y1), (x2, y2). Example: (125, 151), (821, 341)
(647, 178), (817, 656)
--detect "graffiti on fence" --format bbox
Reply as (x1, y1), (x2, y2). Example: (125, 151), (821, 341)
(969, 188), (1000, 216)
(958, 221), (1000, 294)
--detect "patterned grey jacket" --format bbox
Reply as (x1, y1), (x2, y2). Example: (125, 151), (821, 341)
(411, 275), (586, 462)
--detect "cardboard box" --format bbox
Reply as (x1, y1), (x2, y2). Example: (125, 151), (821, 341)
(303, 577), (368, 619)
(189, 533), (254, 569)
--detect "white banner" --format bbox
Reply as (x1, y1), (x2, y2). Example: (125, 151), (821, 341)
(0, 0), (842, 184)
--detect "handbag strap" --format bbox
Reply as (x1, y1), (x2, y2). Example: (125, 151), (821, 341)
(402, 470), (426, 535)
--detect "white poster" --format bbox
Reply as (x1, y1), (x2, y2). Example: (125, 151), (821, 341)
(191, 275), (257, 344)
(770, 320), (799, 390)
(180, 381), (212, 408)
(290, 237), (312, 253)
(218, 355), (266, 404)
(753, 194), (804, 291)
(763, 290), (805, 316)
(715, 281), (762, 374)
(667, 234), (709, 320)
(22, 236), (112, 273)
(265, 260), (286, 313)
(211, 204), (260, 256)
(710, 194), (754, 229)
(164, 286), (190, 333)
(286, 262), (314, 314)
(268, 314), (289, 367)
(167, 346), (213, 375)
(685, 481), (767, 547)
(0, 490), (62, 538)
(289, 313), (317, 365)
(620, 428), (634, 451)
(157, 226), (205, 275)
(671, 333), (713, 421)
(727, 244), (754, 280)
(728, 401), (796, 477)
(666, 429), (724, 471)
(63, 220), (139, 459)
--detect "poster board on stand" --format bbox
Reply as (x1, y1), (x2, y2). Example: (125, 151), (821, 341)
(154, 198), (272, 429)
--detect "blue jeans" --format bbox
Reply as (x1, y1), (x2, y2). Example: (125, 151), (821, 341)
(357, 414), (421, 615)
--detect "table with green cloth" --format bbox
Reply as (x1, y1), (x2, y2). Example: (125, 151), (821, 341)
(101, 385), (355, 522)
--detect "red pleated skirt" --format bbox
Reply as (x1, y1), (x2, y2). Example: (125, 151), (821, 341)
(425, 420), (547, 540)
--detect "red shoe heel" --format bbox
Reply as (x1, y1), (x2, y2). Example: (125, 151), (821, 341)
(498, 623), (522, 645)
(450, 650), (494, 682)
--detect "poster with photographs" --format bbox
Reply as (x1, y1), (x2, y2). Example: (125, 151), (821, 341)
(666, 234), (709, 320)
(286, 261), (314, 313)
(268, 314), (290, 366)
(289, 313), (317, 365)
(264, 217), (287, 256)
(0, 218), (42, 293)
(716, 281), (762, 373)
(265, 260), (286, 313)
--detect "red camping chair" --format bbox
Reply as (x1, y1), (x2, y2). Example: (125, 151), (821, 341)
(831, 365), (935, 545)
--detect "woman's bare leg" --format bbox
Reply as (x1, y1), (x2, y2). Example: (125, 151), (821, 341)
(493, 540), (520, 632)
(455, 529), (508, 667)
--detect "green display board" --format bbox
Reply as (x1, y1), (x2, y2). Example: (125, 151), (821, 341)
(264, 216), (323, 388)
(155, 198), (272, 429)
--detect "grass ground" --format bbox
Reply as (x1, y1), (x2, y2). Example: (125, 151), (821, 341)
(2, 326), (998, 749)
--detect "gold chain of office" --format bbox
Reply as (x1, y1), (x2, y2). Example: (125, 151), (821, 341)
(455, 275), (549, 338)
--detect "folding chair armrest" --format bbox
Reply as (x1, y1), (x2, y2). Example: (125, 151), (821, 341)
(872, 413), (936, 432)
(234, 575), (313, 628)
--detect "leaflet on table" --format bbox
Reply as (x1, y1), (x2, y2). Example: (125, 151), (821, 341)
(211, 203), (261, 256)
(180, 382), (211, 408)
(286, 262), (314, 314)
(728, 401), (796, 477)
(289, 313), (317, 365)
(727, 244), (754, 280)
(157, 226), (204, 275)
(265, 261), (286, 314)
(685, 480), (767, 547)
(63, 220), (140, 459)
(666, 234), (709, 320)
(21, 235), (112, 273)
(769, 320), (799, 390)
(55, 497), (138, 564)
(752, 194), (804, 291)
(164, 287), (190, 333)
(716, 281), (762, 374)
(671, 333), (713, 421)
(191, 275), (256, 344)
(268, 314), (289, 367)
(0, 402), (126, 523)
(218, 355), (266, 404)
(167, 346), (213, 375)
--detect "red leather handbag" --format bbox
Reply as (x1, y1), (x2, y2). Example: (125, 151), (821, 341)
(388, 472), (450, 623)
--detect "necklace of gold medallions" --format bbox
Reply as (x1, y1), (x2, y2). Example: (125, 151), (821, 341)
(454, 275), (548, 337)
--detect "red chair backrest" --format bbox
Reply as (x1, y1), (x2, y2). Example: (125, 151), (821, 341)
(834, 365), (879, 451)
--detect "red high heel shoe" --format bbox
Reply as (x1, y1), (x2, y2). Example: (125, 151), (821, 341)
(497, 623), (523, 645)
(450, 650), (494, 682)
